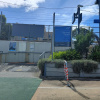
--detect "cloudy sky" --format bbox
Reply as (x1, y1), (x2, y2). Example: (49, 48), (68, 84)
(0, 0), (99, 32)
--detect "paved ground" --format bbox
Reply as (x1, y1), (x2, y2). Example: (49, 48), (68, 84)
(0, 63), (40, 78)
(32, 79), (100, 100)
(0, 77), (42, 100)
(1, 63), (100, 100)
(0, 63), (41, 100)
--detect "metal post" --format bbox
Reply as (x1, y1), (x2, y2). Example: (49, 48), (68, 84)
(8, 24), (10, 40)
(0, 11), (2, 37)
(52, 12), (55, 60)
(29, 24), (31, 41)
(99, 0), (100, 38)
(48, 25), (50, 40)
(78, 7), (80, 34)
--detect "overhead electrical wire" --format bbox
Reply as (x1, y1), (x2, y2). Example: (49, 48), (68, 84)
(0, 0), (99, 25)
(6, 17), (96, 22)
(81, 10), (99, 14)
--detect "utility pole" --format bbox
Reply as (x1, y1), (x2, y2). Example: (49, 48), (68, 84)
(52, 12), (55, 60)
(72, 5), (83, 34)
(48, 25), (50, 40)
(0, 11), (2, 37)
(8, 24), (10, 40)
(95, 0), (100, 38)
(99, 0), (100, 38)
(78, 5), (80, 35)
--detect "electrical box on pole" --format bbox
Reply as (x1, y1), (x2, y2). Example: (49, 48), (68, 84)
(79, 13), (82, 24)
(72, 13), (76, 24)
(72, 5), (83, 34)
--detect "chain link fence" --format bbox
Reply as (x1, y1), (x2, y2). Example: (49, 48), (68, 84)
(0, 23), (99, 41)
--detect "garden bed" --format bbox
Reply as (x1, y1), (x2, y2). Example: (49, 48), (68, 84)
(38, 59), (100, 78)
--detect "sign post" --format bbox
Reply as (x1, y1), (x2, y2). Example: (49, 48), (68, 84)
(52, 12), (55, 60)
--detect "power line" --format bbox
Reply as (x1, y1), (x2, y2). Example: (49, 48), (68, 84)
(6, 16), (98, 20)
(83, 4), (96, 7)
(81, 10), (99, 14)
(6, 17), (96, 22)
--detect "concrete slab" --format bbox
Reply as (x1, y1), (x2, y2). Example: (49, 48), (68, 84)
(9, 66), (31, 72)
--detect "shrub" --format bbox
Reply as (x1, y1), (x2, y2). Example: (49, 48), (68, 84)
(49, 49), (82, 61)
(88, 45), (100, 62)
(38, 59), (51, 76)
(38, 59), (64, 76)
(70, 60), (98, 74)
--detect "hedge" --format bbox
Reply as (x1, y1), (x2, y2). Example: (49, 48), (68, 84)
(70, 60), (98, 74)
(38, 59), (64, 76)
(49, 49), (82, 61)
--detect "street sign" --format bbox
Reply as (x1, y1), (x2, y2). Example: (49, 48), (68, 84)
(54, 26), (71, 47)
(94, 19), (100, 23)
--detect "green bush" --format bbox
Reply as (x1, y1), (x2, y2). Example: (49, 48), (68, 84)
(38, 59), (51, 76)
(70, 60), (98, 74)
(49, 49), (82, 61)
(38, 59), (64, 76)
(88, 45), (100, 62)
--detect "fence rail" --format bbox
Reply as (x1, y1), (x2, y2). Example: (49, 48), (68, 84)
(0, 23), (99, 41)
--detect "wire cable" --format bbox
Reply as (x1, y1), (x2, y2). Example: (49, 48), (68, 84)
(81, 10), (99, 14)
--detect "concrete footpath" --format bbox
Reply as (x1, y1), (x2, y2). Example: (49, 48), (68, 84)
(31, 79), (100, 100)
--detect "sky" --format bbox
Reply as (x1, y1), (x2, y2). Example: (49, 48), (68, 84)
(0, 0), (99, 35)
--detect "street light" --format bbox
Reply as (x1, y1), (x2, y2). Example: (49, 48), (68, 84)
(78, 5), (83, 7)
(95, 0), (99, 4)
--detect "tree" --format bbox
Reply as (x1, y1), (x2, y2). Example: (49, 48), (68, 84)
(0, 15), (12, 40)
(72, 28), (90, 38)
(74, 29), (94, 58)
(92, 33), (100, 46)
(0, 15), (6, 23)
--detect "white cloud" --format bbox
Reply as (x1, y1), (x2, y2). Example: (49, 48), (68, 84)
(62, 14), (69, 17)
(81, 5), (98, 16)
(0, 0), (45, 12)
(55, 13), (60, 16)
(72, 24), (90, 30)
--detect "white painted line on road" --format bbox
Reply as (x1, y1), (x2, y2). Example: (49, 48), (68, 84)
(38, 87), (100, 89)
(39, 87), (69, 89)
